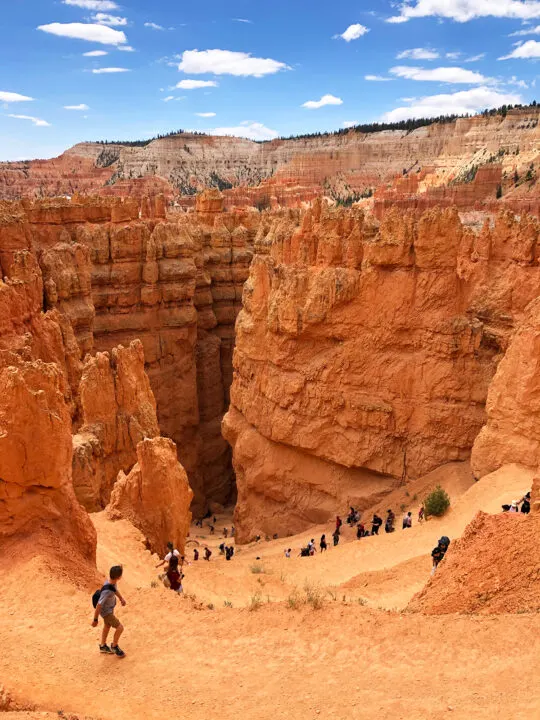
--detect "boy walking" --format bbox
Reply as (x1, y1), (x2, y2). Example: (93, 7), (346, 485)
(92, 565), (126, 658)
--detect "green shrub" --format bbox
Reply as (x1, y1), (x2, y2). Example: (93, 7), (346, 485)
(304, 582), (325, 610)
(250, 563), (265, 574)
(424, 485), (451, 517)
(249, 592), (263, 611)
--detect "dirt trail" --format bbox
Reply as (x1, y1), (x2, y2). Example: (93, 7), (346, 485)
(0, 463), (538, 720)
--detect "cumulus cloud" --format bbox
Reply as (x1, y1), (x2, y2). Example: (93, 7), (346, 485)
(64, 103), (89, 110)
(83, 49), (108, 56)
(37, 22), (127, 46)
(118, 45), (135, 52)
(0, 91), (33, 102)
(336, 24), (370, 42)
(8, 114), (51, 127)
(365, 74), (391, 81)
(178, 49), (290, 77)
(500, 39), (540, 58)
(163, 96), (175, 102)
(302, 94), (343, 109)
(343, 120), (358, 128)
(382, 86), (522, 122)
(387, 0), (540, 23)
(63, 0), (118, 9)
(144, 22), (165, 30)
(176, 79), (218, 89)
(397, 48), (439, 60)
(196, 112), (216, 117)
(390, 65), (489, 83)
(92, 13), (127, 26)
(209, 122), (278, 141)
(510, 23), (540, 34)
(91, 67), (130, 73)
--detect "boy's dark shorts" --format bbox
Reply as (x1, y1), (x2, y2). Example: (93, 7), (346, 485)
(103, 613), (120, 628)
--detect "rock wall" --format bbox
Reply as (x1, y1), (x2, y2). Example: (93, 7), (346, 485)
(0, 193), (257, 513)
(2, 108), (540, 212)
(224, 202), (540, 541)
(108, 436), (193, 556)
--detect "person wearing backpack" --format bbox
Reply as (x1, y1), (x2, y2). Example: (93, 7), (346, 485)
(91, 565), (126, 658)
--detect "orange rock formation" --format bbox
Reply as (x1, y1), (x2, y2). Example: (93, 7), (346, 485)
(108, 436), (193, 555)
(224, 202), (540, 541)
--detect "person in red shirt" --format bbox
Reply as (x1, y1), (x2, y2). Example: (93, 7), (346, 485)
(166, 555), (184, 594)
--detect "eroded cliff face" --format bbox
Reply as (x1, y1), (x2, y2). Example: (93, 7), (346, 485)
(2, 108), (540, 213)
(224, 202), (540, 541)
(0, 192), (258, 514)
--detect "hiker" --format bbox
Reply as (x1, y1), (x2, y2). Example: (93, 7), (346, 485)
(371, 513), (383, 535)
(231, 526), (235, 537)
(385, 509), (395, 533)
(209, 525), (215, 534)
(347, 507), (356, 525)
(204, 547), (212, 561)
(332, 529), (340, 546)
(431, 536), (450, 574)
(320, 534), (327, 552)
(309, 543), (316, 556)
(219, 542), (226, 555)
(155, 541), (180, 569)
(509, 500), (520, 513)
(225, 547), (233, 561)
(195, 519), (203, 528)
(521, 492), (531, 514)
(308, 538), (315, 553)
(284, 548), (291, 558)
(91, 565), (126, 658)
(193, 548), (199, 561)
(402, 511), (412, 529)
(335, 516), (342, 532)
(166, 555), (184, 594)
(356, 522), (365, 539)
(418, 506), (425, 523)
(223, 527), (229, 538)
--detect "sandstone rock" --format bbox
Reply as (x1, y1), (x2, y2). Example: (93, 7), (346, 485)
(530, 476), (540, 513)
(0, 352), (96, 562)
(72, 340), (160, 511)
(107, 437), (193, 555)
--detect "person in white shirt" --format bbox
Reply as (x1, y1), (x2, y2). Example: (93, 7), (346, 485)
(155, 542), (180, 569)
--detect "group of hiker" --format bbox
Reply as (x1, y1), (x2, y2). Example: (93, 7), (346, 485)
(502, 491), (531, 514)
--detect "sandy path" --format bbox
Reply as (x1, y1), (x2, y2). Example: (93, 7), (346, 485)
(1, 463), (538, 719)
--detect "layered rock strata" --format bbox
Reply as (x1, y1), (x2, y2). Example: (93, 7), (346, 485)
(224, 202), (540, 541)
(0, 193), (257, 513)
(108, 436), (193, 555)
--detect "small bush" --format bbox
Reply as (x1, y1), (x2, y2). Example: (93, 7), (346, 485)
(150, 580), (159, 588)
(207, 603), (214, 610)
(250, 563), (265, 574)
(304, 582), (325, 610)
(424, 485), (451, 517)
(400, 503), (406, 512)
(249, 592), (263, 611)
(224, 600), (233, 608)
(357, 597), (368, 606)
(287, 589), (302, 609)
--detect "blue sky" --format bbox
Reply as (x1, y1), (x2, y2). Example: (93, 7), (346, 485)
(2, 0), (540, 160)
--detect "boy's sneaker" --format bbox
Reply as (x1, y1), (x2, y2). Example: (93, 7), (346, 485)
(111, 645), (126, 658)
(99, 644), (113, 654)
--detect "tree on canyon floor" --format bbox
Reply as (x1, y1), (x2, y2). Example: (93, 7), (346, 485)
(424, 486), (451, 518)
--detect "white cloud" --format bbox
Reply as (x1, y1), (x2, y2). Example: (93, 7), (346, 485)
(510, 23), (540, 34)
(0, 91), (33, 103)
(302, 94), (343, 109)
(507, 75), (529, 87)
(83, 49), (108, 56)
(64, 103), (89, 110)
(500, 39), (540, 58)
(118, 45), (135, 52)
(8, 114), (51, 127)
(336, 24), (370, 42)
(63, 0), (118, 9)
(387, 0), (540, 24)
(91, 67), (130, 73)
(92, 13), (127, 26)
(209, 122), (278, 141)
(196, 112), (216, 117)
(144, 22), (165, 30)
(176, 79), (218, 89)
(163, 96), (175, 102)
(446, 51), (461, 59)
(233, 18), (252, 23)
(343, 120), (358, 128)
(397, 48), (440, 59)
(37, 22), (127, 46)
(365, 74), (391, 81)
(390, 65), (490, 83)
(464, 53), (486, 62)
(382, 86), (522, 122)
(178, 49), (290, 77)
